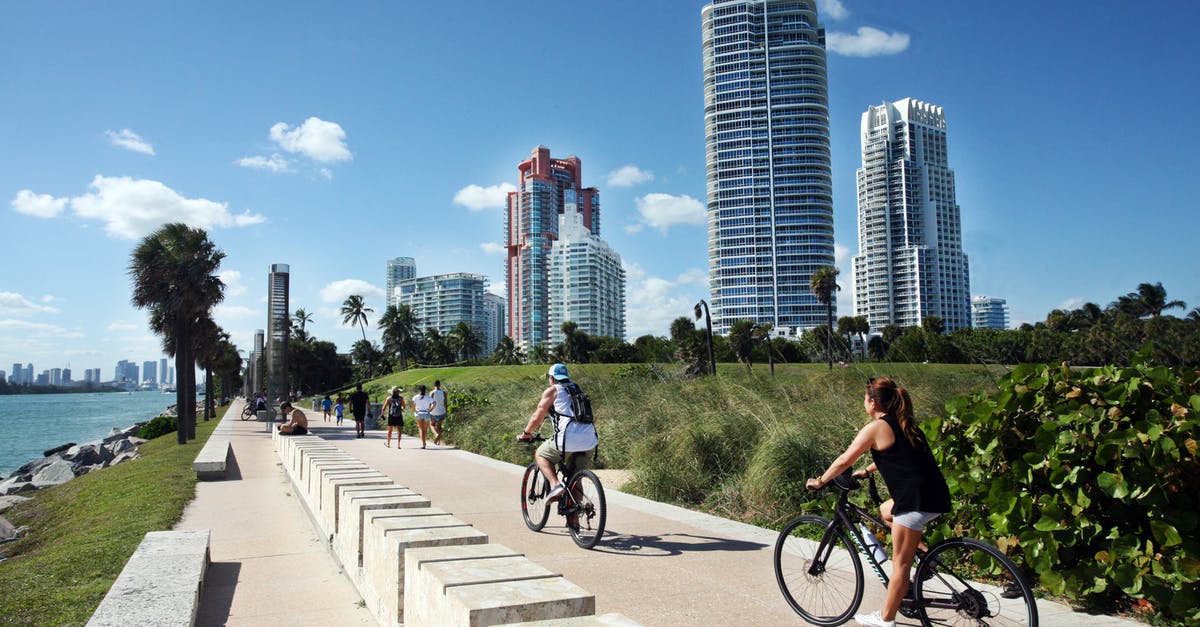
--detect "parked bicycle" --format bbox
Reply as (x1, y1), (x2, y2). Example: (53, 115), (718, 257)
(518, 433), (607, 549)
(774, 470), (1037, 626)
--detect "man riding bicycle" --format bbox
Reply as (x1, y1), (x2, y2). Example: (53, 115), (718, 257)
(517, 363), (597, 501)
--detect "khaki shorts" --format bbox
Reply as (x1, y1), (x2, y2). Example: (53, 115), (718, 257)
(536, 437), (594, 471)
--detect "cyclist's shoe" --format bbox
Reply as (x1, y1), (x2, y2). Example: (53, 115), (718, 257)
(853, 610), (895, 627)
(546, 484), (566, 501)
(1000, 581), (1024, 599)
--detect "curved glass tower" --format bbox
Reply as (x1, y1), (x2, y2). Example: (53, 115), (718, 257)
(702, 0), (835, 335)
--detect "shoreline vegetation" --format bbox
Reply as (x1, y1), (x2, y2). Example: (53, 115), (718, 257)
(0, 405), (225, 625)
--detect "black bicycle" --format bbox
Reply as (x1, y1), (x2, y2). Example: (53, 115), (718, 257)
(774, 470), (1037, 626)
(518, 433), (607, 549)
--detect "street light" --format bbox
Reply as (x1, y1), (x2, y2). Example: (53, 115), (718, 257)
(694, 300), (717, 376)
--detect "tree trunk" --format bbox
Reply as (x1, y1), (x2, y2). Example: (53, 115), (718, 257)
(205, 368), (215, 420)
(826, 304), (834, 370)
(174, 351), (187, 445)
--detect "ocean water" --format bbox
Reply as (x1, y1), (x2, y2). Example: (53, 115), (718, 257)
(0, 391), (176, 476)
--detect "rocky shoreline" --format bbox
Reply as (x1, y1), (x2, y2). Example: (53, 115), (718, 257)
(0, 422), (149, 498)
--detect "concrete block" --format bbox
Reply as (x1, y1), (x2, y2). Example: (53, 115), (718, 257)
(334, 489), (430, 568)
(193, 433), (231, 480)
(420, 565), (594, 627)
(319, 474), (393, 534)
(362, 512), (486, 625)
(306, 461), (368, 500)
(497, 614), (643, 626)
(297, 452), (356, 483)
(291, 443), (341, 476)
(87, 529), (210, 627)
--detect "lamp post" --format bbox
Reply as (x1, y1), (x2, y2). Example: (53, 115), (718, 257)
(694, 300), (717, 376)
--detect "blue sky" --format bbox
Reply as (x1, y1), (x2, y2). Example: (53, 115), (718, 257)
(2, 1), (1196, 378)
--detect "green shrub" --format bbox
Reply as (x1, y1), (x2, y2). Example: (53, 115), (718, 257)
(137, 414), (177, 440)
(927, 360), (1200, 623)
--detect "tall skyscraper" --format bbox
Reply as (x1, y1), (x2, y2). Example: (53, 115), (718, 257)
(483, 292), (506, 355)
(267, 264), (290, 399)
(505, 146), (600, 351)
(386, 257), (417, 308)
(395, 273), (491, 359)
(702, 0), (835, 335)
(160, 358), (168, 385)
(972, 296), (1010, 330)
(548, 211), (626, 345)
(143, 360), (157, 384)
(852, 98), (971, 332)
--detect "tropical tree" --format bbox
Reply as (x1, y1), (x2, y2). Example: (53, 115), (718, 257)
(853, 315), (870, 360)
(350, 339), (384, 380)
(492, 335), (526, 365)
(1112, 282), (1186, 319)
(559, 321), (581, 363)
(669, 316), (709, 376)
(192, 316), (226, 422)
(129, 223), (225, 444)
(340, 294), (373, 342)
(292, 308), (314, 343)
(809, 266), (840, 370)
(752, 322), (775, 376)
(922, 315), (945, 336)
(530, 343), (552, 365)
(728, 319), (757, 374)
(449, 321), (484, 362)
(422, 327), (453, 365)
(379, 304), (421, 370)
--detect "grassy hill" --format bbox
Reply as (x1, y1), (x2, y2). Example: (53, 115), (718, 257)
(345, 361), (1008, 527)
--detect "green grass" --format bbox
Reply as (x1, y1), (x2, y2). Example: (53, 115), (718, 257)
(0, 409), (225, 626)
(340, 362), (1009, 527)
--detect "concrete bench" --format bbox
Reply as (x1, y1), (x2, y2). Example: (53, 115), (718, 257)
(361, 509), (488, 625)
(87, 529), (210, 627)
(498, 614), (643, 626)
(404, 544), (594, 626)
(193, 432), (232, 480)
(334, 487), (430, 569)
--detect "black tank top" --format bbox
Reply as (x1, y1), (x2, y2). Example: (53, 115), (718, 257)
(870, 414), (952, 515)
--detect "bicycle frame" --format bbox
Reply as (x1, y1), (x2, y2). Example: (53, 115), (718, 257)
(816, 475), (899, 588)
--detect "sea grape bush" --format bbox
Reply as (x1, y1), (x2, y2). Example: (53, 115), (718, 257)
(137, 414), (178, 440)
(924, 360), (1200, 622)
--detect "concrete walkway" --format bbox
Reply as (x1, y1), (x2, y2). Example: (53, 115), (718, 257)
(181, 402), (1141, 626)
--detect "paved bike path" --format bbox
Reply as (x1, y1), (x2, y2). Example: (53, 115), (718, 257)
(292, 412), (1138, 626)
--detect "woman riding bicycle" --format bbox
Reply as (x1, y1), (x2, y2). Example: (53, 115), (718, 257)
(516, 363), (597, 501)
(805, 377), (951, 627)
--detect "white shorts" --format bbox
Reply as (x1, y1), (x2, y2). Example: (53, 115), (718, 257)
(893, 510), (942, 532)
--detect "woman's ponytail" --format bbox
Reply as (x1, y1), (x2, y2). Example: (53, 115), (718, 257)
(868, 378), (926, 449)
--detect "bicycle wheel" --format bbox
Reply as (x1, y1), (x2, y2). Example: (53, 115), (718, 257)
(520, 463), (550, 531)
(774, 515), (864, 625)
(240, 406), (252, 420)
(914, 537), (1038, 627)
(566, 470), (606, 549)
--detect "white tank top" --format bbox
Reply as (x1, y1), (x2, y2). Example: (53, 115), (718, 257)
(552, 384), (598, 452)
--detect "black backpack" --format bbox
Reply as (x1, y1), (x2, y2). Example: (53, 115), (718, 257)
(552, 382), (593, 424)
(389, 396), (403, 418)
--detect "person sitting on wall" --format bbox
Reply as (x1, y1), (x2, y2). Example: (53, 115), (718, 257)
(277, 402), (309, 435)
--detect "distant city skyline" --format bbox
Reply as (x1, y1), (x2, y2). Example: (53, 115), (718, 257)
(2, 1), (1195, 371)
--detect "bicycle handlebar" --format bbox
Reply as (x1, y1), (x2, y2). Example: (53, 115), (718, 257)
(809, 469), (886, 505)
(516, 433), (547, 444)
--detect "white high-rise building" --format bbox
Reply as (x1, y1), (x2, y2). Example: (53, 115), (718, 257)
(386, 257), (416, 308)
(483, 292), (506, 355)
(852, 98), (971, 332)
(702, 0), (835, 335)
(548, 211), (626, 345)
(972, 296), (1010, 330)
(395, 273), (490, 360)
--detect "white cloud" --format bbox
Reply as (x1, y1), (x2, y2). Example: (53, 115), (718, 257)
(213, 303), (258, 320)
(69, 175), (267, 239)
(827, 26), (911, 57)
(634, 193), (706, 232)
(105, 128), (155, 155)
(606, 165), (654, 188)
(12, 190), (68, 218)
(218, 270), (248, 297)
(453, 183), (517, 211)
(0, 319), (83, 338)
(0, 292), (60, 316)
(319, 279), (384, 303)
(817, 0), (849, 20)
(623, 262), (709, 338)
(835, 242), (851, 266)
(1057, 297), (1085, 311)
(623, 223), (644, 234)
(236, 153), (292, 173)
(487, 282), (506, 298)
(269, 117), (352, 163)
(480, 242), (506, 255)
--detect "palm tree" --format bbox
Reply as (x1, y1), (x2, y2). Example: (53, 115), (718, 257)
(1189, 307), (1200, 322)
(492, 336), (526, 365)
(341, 294), (373, 341)
(423, 327), (453, 364)
(809, 266), (840, 370)
(379, 304), (421, 370)
(853, 315), (870, 360)
(729, 319), (756, 374)
(559, 321), (581, 363)
(129, 223), (225, 444)
(752, 321), (775, 376)
(530, 343), (552, 365)
(837, 316), (856, 359)
(922, 315), (945, 336)
(1136, 282), (1185, 318)
(449, 322), (484, 362)
(192, 316), (226, 422)
(292, 308), (314, 343)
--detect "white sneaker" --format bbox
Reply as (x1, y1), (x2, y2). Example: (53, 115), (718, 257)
(546, 484), (566, 500)
(854, 610), (895, 627)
